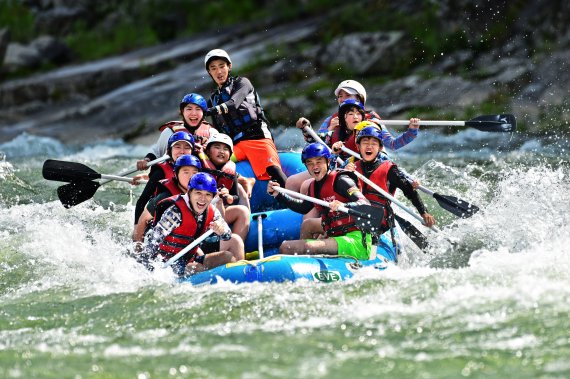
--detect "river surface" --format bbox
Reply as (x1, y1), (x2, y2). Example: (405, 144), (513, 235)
(1, 128), (569, 378)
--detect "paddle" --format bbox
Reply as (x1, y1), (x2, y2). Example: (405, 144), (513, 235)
(44, 155), (167, 208)
(339, 145), (479, 218)
(57, 177), (148, 208)
(162, 229), (215, 268)
(376, 114), (516, 133)
(393, 214), (429, 250)
(273, 187), (384, 235)
(43, 155), (168, 183)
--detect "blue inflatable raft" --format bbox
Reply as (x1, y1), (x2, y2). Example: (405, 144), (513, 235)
(178, 151), (398, 285)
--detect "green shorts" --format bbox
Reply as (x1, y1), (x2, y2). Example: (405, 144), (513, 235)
(332, 230), (372, 260)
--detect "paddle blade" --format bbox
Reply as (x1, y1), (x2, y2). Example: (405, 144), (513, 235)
(394, 214), (429, 251)
(465, 114), (516, 133)
(433, 193), (479, 218)
(43, 159), (101, 182)
(57, 180), (100, 208)
(346, 204), (385, 235)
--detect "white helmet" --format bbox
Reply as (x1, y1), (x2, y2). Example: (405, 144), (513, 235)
(206, 133), (233, 154)
(334, 80), (367, 104)
(204, 49), (232, 70)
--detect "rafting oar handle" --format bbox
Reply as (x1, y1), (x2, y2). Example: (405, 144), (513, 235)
(273, 187), (363, 217)
(378, 120), (465, 126)
(162, 229), (215, 268)
(100, 154), (169, 185)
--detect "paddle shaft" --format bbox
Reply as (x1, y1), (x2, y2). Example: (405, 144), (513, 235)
(304, 126), (438, 231)
(100, 155), (169, 185)
(274, 187), (352, 214)
(257, 214), (264, 259)
(377, 120), (467, 126)
(163, 229), (215, 268)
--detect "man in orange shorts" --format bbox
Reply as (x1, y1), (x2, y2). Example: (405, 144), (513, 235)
(204, 48), (287, 186)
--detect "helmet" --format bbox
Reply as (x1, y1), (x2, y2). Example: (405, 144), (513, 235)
(354, 120), (380, 133)
(180, 93), (207, 112)
(338, 98), (364, 114)
(205, 49), (232, 70)
(206, 133), (233, 155)
(168, 131), (195, 149)
(334, 80), (367, 104)
(188, 172), (218, 194)
(356, 126), (384, 145)
(174, 154), (202, 173)
(301, 142), (331, 164)
(167, 131), (195, 157)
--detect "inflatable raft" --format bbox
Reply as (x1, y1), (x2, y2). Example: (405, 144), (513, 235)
(179, 151), (399, 285)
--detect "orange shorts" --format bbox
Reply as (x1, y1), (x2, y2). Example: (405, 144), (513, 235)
(233, 138), (282, 180)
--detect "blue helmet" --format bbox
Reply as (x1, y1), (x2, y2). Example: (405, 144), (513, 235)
(301, 142), (331, 164)
(338, 98), (364, 114)
(180, 93), (207, 112)
(174, 154), (202, 173)
(356, 126), (384, 145)
(167, 131), (195, 157)
(188, 172), (218, 194)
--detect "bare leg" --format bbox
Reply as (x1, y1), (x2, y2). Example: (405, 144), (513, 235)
(300, 218), (324, 239)
(236, 183), (251, 210)
(220, 233), (245, 261)
(285, 170), (311, 192)
(279, 238), (338, 255)
(238, 175), (256, 198)
(224, 205), (250, 241)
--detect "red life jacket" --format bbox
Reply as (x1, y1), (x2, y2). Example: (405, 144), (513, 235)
(355, 160), (395, 230)
(307, 170), (359, 237)
(155, 178), (183, 198)
(200, 158), (236, 191)
(154, 195), (215, 263)
(158, 120), (214, 141)
(155, 161), (176, 181)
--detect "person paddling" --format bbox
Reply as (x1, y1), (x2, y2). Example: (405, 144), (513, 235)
(204, 48), (287, 187)
(132, 154), (202, 243)
(348, 126), (436, 235)
(133, 131), (194, 226)
(286, 79), (420, 192)
(142, 172), (244, 277)
(267, 142), (374, 260)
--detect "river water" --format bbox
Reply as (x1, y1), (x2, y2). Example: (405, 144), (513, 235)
(1, 128), (569, 378)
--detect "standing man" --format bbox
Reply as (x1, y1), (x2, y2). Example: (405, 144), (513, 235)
(204, 48), (287, 186)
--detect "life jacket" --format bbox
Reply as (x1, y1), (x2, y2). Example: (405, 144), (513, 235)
(155, 178), (183, 198)
(307, 170), (360, 237)
(159, 120), (214, 143)
(154, 195), (216, 264)
(200, 158), (236, 191)
(355, 160), (395, 232)
(209, 76), (272, 143)
(155, 161), (176, 181)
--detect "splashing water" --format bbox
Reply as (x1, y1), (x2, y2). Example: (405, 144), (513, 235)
(1, 132), (569, 378)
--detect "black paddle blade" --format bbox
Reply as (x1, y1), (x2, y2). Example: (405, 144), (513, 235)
(433, 193), (480, 218)
(465, 114), (516, 133)
(57, 180), (100, 208)
(42, 159), (101, 182)
(394, 214), (429, 251)
(346, 204), (384, 235)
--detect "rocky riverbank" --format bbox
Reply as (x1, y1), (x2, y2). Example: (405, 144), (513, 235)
(1, 1), (569, 145)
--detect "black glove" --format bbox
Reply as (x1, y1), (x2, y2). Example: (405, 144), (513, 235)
(206, 107), (218, 116)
